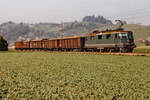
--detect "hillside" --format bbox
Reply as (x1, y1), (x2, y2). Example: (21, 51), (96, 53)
(97, 24), (150, 41)
(0, 16), (150, 46)
(123, 24), (150, 40)
(123, 24), (150, 46)
(0, 16), (111, 46)
(96, 24), (150, 46)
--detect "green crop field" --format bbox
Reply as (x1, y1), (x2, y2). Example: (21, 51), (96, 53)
(0, 52), (150, 100)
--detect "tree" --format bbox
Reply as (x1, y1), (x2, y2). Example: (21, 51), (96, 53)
(82, 15), (112, 25)
(0, 36), (8, 51)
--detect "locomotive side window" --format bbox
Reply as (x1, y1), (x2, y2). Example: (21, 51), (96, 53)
(98, 35), (102, 39)
(115, 34), (118, 38)
(121, 33), (128, 39)
(106, 34), (111, 39)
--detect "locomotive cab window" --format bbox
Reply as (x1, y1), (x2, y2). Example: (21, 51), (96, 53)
(128, 32), (133, 39)
(106, 34), (111, 39)
(98, 35), (102, 39)
(120, 33), (128, 39)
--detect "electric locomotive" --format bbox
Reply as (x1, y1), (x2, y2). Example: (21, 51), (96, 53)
(85, 29), (135, 52)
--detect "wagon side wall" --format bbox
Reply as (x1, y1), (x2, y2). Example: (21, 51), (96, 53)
(60, 37), (84, 49)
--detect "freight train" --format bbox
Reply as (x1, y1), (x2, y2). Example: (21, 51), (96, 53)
(15, 29), (136, 52)
(0, 35), (8, 51)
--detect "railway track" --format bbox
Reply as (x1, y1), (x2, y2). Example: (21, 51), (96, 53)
(15, 49), (150, 56)
(69, 52), (150, 56)
(42, 51), (150, 56)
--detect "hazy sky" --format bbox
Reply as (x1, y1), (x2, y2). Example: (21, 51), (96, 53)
(0, 0), (150, 24)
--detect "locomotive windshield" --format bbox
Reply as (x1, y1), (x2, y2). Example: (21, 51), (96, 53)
(118, 32), (134, 40)
(119, 33), (128, 39)
(128, 32), (133, 39)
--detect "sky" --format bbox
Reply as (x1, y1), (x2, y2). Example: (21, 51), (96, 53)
(0, 0), (150, 24)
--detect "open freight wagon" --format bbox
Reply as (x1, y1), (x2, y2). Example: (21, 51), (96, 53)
(15, 36), (85, 51)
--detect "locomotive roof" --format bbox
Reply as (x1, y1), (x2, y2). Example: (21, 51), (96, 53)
(88, 30), (132, 36)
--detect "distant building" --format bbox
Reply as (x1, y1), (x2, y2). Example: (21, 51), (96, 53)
(29, 24), (35, 28)
(145, 37), (150, 46)
(146, 37), (150, 41)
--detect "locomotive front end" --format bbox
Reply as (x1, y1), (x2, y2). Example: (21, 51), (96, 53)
(118, 31), (136, 52)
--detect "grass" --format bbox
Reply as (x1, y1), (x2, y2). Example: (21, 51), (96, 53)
(0, 52), (150, 100)
(134, 46), (150, 53)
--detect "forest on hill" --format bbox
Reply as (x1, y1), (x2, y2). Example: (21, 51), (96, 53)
(0, 15), (150, 46)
